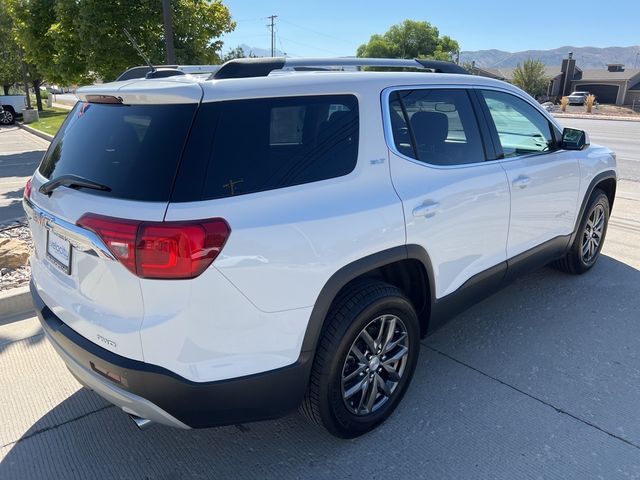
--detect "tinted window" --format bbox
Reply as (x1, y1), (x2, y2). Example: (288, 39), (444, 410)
(389, 89), (485, 166)
(39, 102), (196, 201)
(173, 95), (358, 201)
(480, 90), (557, 158)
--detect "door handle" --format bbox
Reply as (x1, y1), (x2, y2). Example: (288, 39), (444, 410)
(412, 202), (440, 218)
(512, 175), (531, 189)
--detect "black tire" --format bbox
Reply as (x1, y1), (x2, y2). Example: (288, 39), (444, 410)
(554, 188), (610, 274)
(0, 108), (15, 125)
(300, 280), (420, 438)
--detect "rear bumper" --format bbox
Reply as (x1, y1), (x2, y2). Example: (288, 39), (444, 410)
(31, 281), (312, 428)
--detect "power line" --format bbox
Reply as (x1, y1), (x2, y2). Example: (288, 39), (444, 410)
(279, 18), (352, 46)
(277, 36), (343, 56)
(275, 26), (287, 57)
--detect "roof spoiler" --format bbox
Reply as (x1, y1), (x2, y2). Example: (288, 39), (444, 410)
(211, 57), (469, 80)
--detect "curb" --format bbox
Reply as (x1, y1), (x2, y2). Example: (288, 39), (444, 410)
(0, 286), (33, 321)
(552, 113), (640, 122)
(18, 123), (53, 142)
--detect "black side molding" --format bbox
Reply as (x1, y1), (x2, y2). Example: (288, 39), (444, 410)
(568, 170), (617, 246)
(300, 245), (417, 353)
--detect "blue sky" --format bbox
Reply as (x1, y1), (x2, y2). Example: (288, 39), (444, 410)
(220, 0), (639, 56)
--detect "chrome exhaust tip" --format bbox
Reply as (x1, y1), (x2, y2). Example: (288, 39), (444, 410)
(129, 414), (152, 430)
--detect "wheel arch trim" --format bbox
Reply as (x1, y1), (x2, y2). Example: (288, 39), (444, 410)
(299, 245), (436, 354)
(570, 170), (617, 245)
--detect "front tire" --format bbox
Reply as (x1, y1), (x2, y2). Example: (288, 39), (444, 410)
(300, 280), (420, 438)
(554, 188), (610, 274)
(0, 108), (15, 125)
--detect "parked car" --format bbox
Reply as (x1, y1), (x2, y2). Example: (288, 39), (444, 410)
(568, 91), (590, 105)
(23, 58), (617, 438)
(0, 95), (26, 123)
(540, 101), (557, 112)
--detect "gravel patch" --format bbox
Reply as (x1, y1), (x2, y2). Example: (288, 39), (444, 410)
(0, 222), (32, 292)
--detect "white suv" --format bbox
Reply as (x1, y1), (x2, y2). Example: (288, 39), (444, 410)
(24, 58), (617, 438)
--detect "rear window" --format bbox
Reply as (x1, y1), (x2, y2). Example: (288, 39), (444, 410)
(171, 95), (359, 201)
(38, 102), (197, 202)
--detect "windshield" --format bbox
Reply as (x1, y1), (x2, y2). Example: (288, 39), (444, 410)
(38, 101), (197, 202)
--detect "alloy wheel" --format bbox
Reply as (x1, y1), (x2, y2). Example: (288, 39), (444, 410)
(582, 204), (605, 263)
(341, 314), (409, 416)
(0, 110), (13, 125)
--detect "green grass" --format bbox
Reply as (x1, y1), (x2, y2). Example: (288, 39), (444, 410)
(26, 107), (69, 136)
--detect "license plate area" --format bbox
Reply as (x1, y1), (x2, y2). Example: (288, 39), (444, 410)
(46, 229), (72, 274)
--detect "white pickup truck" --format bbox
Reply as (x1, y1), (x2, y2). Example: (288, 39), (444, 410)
(0, 95), (27, 125)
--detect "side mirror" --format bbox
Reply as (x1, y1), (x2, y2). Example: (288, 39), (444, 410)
(561, 127), (590, 150)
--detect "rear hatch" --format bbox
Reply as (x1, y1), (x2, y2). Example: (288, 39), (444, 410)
(26, 79), (202, 361)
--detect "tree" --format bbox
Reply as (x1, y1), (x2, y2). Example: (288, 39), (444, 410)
(7, 0), (236, 86)
(47, 0), (93, 85)
(461, 61), (476, 74)
(75, 0), (235, 81)
(0, 2), (22, 94)
(222, 46), (247, 62)
(172, 0), (235, 65)
(512, 59), (549, 98)
(357, 20), (459, 61)
(6, 0), (55, 110)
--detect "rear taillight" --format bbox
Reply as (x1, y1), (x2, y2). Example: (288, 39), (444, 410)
(77, 214), (230, 279)
(77, 215), (139, 273)
(24, 178), (32, 200)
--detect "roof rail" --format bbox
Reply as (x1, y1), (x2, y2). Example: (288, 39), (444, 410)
(116, 64), (221, 82)
(211, 57), (468, 80)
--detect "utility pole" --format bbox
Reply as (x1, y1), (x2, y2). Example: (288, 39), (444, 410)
(267, 15), (277, 57)
(162, 0), (176, 64)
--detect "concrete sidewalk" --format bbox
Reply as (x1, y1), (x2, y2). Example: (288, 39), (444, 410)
(0, 126), (49, 226)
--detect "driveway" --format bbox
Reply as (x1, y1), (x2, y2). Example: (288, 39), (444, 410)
(1, 121), (639, 479)
(0, 126), (48, 226)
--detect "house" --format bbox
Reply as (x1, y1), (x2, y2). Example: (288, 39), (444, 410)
(470, 55), (640, 105)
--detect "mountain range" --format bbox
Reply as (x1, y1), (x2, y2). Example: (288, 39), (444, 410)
(459, 46), (640, 69)
(229, 44), (640, 70)
(235, 44), (286, 58)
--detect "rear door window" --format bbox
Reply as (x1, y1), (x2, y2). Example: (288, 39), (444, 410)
(38, 102), (197, 202)
(172, 95), (359, 201)
(389, 89), (485, 166)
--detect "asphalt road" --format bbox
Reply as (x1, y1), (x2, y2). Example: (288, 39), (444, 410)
(0, 126), (49, 226)
(560, 117), (640, 182)
(1, 119), (639, 479)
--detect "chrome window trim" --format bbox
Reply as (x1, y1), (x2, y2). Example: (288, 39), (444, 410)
(23, 197), (116, 260)
(380, 84), (564, 170)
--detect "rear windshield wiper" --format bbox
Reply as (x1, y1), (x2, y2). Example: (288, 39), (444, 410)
(39, 174), (112, 196)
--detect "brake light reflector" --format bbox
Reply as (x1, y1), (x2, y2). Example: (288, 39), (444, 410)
(24, 178), (32, 200)
(77, 215), (139, 273)
(77, 214), (230, 279)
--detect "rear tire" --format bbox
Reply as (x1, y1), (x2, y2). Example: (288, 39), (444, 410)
(554, 188), (609, 274)
(300, 280), (420, 438)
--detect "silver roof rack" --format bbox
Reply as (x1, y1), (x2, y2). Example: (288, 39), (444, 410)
(211, 57), (468, 80)
(117, 65), (221, 81)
